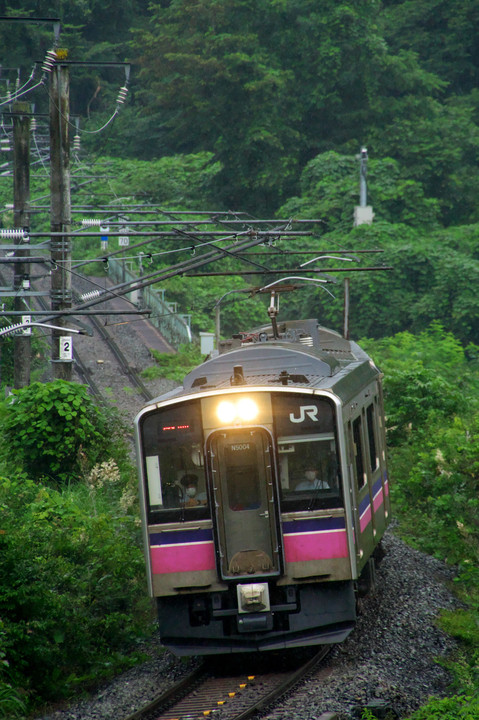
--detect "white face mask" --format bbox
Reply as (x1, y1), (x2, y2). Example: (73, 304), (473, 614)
(185, 486), (197, 498)
(305, 470), (316, 482)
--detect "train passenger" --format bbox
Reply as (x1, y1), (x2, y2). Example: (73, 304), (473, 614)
(180, 474), (207, 507)
(295, 465), (330, 491)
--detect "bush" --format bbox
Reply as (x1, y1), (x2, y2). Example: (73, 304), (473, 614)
(0, 472), (152, 710)
(0, 380), (123, 484)
(407, 694), (479, 719)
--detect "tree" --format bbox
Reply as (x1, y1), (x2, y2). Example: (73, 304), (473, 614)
(382, 0), (479, 94)
(132, 0), (392, 211)
(278, 150), (440, 230)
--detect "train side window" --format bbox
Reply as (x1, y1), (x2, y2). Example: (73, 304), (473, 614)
(366, 403), (379, 472)
(352, 416), (366, 489)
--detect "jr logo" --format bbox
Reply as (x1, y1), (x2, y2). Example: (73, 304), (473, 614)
(289, 405), (319, 423)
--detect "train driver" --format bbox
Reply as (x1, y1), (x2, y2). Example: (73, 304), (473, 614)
(180, 474), (207, 507)
(295, 465), (330, 492)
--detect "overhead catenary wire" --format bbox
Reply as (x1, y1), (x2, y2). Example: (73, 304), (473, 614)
(36, 229), (288, 323)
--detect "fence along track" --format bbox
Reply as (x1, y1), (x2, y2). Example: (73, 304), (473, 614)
(123, 647), (335, 720)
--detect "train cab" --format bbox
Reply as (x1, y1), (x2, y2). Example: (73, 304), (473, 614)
(135, 319), (390, 655)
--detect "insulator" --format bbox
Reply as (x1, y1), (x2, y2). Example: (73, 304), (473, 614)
(73, 134), (80, 151)
(80, 290), (102, 301)
(41, 50), (58, 74)
(81, 218), (101, 227)
(116, 86), (128, 105)
(0, 228), (26, 240)
(30, 117), (37, 133)
(0, 321), (27, 337)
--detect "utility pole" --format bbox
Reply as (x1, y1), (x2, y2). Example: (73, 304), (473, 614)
(50, 57), (72, 380)
(354, 147), (374, 226)
(13, 101), (31, 388)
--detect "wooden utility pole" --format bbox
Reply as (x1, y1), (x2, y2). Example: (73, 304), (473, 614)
(13, 101), (31, 388)
(50, 60), (72, 380)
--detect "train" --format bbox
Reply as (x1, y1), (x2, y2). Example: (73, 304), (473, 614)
(134, 310), (390, 655)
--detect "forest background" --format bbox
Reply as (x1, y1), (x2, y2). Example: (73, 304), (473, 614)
(0, 1), (478, 718)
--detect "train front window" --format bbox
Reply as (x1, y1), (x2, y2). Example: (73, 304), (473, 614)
(223, 442), (261, 511)
(272, 394), (342, 511)
(140, 400), (209, 522)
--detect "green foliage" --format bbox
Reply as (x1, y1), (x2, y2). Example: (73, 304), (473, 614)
(279, 151), (440, 230)
(4, 0), (479, 225)
(142, 342), (204, 382)
(382, 363), (464, 445)
(0, 683), (26, 720)
(366, 325), (479, 709)
(161, 274), (268, 337)
(406, 694), (479, 719)
(363, 322), (468, 378)
(0, 381), (123, 484)
(125, 0), (479, 221)
(383, 0), (479, 93)
(0, 471), (152, 710)
(0, 625), (26, 720)
(285, 220), (479, 348)
(362, 324), (475, 444)
(75, 153), (221, 209)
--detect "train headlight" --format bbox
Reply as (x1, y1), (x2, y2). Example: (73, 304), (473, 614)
(217, 400), (236, 424)
(216, 397), (259, 424)
(237, 398), (258, 421)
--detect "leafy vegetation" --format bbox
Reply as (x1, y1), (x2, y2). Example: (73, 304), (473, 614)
(363, 327), (479, 718)
(142, 342), (204, 382)
(0, 383), (152, 715)
(0, 380), (127, 484)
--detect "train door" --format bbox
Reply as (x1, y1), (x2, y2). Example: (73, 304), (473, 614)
(348, 413), (375, 567)
(365, 400), (388, 538)
(206, 427), (282, 580)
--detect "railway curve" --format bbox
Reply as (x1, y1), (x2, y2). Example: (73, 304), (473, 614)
(123, 648), (336, 720)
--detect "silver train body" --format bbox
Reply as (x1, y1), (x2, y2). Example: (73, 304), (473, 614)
(134, 318), (390, 655)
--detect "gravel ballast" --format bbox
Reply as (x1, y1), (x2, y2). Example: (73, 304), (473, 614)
(37, 531), (459, 720)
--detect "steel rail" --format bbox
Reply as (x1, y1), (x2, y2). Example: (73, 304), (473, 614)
(122, 647), (332, 720)
(68, 284), (153, 402)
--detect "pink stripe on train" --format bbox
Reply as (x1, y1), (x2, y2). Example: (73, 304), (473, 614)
(283, 530), (349, 562)
(150, 541), (216, 574)
(359, 504), (372, 533)
(373, 486), (384, 513)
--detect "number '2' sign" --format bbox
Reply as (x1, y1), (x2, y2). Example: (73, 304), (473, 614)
(59, 336), (73, 361)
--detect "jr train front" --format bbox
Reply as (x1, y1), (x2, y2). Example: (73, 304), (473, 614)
(135, 318), (390, 655)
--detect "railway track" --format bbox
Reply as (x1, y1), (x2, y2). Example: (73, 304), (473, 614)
(1, 259), (167, 404)
(123, 648), (338, 720)
(71, 285), (153, 402)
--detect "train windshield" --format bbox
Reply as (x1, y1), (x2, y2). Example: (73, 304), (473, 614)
(272, 394), (342, 511)
(140, 400), (209, 522)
